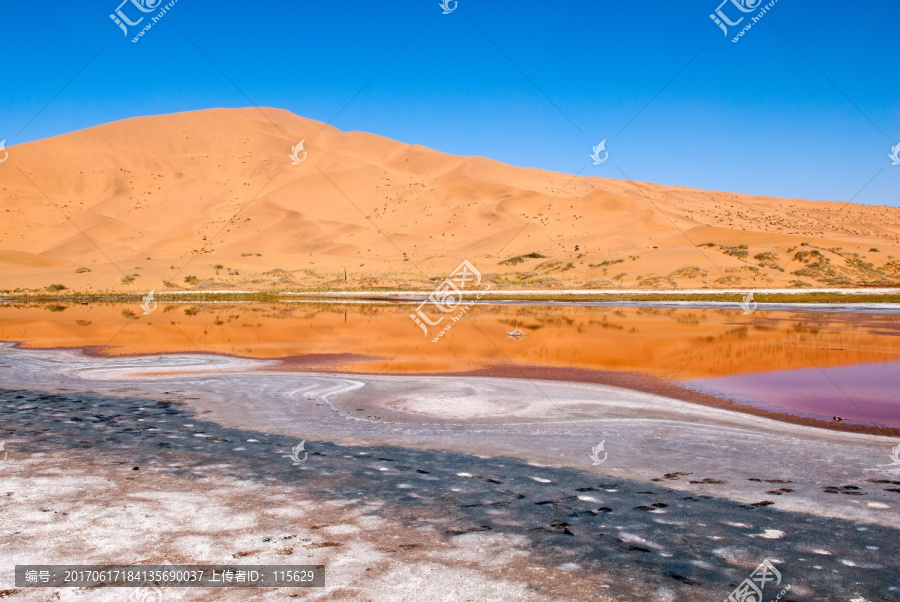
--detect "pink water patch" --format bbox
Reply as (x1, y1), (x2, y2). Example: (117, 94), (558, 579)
(685, 361), (900, 428)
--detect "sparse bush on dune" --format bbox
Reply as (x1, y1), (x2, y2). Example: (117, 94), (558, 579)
(534, 277), (562, 287)
(669, 266), (706, 279)
(514, 271), (539, 283)
(184, 275), (200, 285)
(589, 259), (624, 268)
(47, 284), (67, 291)
(637, 274), (677, 289)
(843, 254), (876, 272)
(500, 256), (525, 266)
(821, 274), (855, 286)
(535, 260), (562, 271)
(121, 274), (138, 284)
(880, 260), (900, 277)
(269, 276), (300, 286)
(754, 252), (784, 272)
(793, 250), (824, 263)
(794, 251), (894, 286)
(499, 252), (546, 266)
(714, 275), (742, 286)
(719, 245), (749, 259)
(582, 279), (618, 289)
(75, 267), (91, 273)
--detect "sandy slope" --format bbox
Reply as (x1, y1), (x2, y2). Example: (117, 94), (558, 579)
(1, 107), (899, 293)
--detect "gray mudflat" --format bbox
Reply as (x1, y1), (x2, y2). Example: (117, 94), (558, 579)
(1, 345), (898, 601)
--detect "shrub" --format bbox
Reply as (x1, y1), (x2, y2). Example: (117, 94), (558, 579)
(499, 252), (546, 266)
(75, 267), (91, 274)
(793, 250), (824, 263)
(590, 259), (624, 268)
(754, 251), (784, 271)
(669, 266), (706, 279)
(184, 275), (200, 285)
(47, 284), (67, 291)
(720, 245), (749, 259)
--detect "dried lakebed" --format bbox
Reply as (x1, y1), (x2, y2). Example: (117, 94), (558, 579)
(0, 345), (898, 600)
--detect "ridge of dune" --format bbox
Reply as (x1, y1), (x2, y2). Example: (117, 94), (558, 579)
(1, 107), (899, 294)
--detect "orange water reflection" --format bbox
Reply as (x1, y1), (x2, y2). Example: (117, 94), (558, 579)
(1, 301), (898, 380)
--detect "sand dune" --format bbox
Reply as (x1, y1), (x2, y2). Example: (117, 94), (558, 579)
(1, 107), (899, 293)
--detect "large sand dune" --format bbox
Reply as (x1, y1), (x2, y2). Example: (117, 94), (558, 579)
(1, 107), (899, 293)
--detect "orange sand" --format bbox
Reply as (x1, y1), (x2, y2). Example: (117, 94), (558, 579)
(1, 108), (899, 294)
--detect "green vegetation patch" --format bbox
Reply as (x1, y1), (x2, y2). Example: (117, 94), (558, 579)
(499, 252), (546, 266)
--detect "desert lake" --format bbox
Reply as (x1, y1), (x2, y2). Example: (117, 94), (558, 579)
(2, 299), (897, 430)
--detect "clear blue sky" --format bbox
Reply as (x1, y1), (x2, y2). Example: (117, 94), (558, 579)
(2, 1), (898, 205)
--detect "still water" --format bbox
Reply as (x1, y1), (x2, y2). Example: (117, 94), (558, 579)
(1, 300), (898, 426)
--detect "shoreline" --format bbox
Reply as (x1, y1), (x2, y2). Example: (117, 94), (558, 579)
(270, 358), (900, 438)
(2, 287), (899, 305)
(1, 338), (897, 436)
